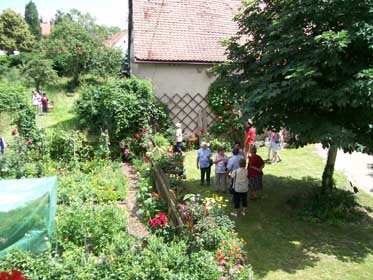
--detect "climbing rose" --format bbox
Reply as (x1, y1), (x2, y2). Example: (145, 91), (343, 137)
(199, 128), (205, 134)
(11, 129), (17, 136)
(142, 127), (148, 132)
(27, 140), (32, 145)
(134, 133), (140, 139)
(217, 116), (223, 121)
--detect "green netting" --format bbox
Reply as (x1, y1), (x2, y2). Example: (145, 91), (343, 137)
(0, 177), (57, 256)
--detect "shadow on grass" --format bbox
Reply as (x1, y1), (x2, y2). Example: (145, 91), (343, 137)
(47, 117), (79, 131)
(181, 174), (373, 278)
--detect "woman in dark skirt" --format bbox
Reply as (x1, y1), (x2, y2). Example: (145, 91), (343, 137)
(247, 145), (265, 199)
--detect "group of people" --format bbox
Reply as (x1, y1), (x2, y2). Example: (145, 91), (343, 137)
(32, 91), (49, 114)
(265, 130), (285, 163)
(196, 120), (266, 217)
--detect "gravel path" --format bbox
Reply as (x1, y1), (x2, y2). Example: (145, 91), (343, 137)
(315, 144), (373, 196)
(118, 163), (149, 238)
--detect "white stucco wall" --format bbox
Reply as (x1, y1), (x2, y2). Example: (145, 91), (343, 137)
(113, 33), (129, 55)
(131, 62), (216, 98)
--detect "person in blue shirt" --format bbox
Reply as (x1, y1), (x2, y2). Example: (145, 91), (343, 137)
(197, 142), (212, 186)
(0, 136), (5, 154)
(227, 148), (244, 174)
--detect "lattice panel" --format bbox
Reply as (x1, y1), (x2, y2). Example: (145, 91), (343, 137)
(159, 93), (214, 133)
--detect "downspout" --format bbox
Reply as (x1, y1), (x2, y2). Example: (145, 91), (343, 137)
(127, 0), (133, 77)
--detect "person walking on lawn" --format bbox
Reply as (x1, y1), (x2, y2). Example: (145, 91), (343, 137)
(248, 145), (265, 200)
(214, 146), (228, 192)
(231, 159), (249, 217)
(272, 131), (282, 164)
(244, 119), (256, 158)
(197, 142), (212, 186)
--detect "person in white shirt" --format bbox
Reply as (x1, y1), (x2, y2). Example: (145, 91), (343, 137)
(230, 159), (249, 217)
(213, 146), (228, 192)
(175, 123), (183, 152)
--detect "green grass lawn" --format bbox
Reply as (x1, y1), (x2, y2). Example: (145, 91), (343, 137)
(183, 146), (373, 280)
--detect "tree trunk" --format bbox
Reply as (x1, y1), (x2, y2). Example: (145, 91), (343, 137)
(322, 146), (338, 192)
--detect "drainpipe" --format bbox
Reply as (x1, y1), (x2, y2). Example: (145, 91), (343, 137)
(127, 0), (133, 77)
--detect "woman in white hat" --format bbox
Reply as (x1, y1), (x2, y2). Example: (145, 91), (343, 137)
(175, 123), (183, 152)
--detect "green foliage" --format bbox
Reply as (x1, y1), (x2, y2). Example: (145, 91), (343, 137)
(207, 80), (245, 141)
(216, 0), (373, 153)
(0, 9), (35, 55)
(46, 129), (93, 163)
(209, 138), (232, 153)
(57, 200), (126, 253)
(58, 160), (127, 204)
(24, 1), (41, 40)
(288, 186), (364, 225)
(22, 56), (57, 90)
(0, 81), (38, 141)
(45, 10), (122, 86)
(75, 78), (170, 143)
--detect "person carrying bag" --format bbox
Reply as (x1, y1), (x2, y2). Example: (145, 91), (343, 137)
(230, 159), (249, 217)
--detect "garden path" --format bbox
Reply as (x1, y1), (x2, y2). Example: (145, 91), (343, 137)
(119, 163), (149, 238)
(316, 144), (373, 196)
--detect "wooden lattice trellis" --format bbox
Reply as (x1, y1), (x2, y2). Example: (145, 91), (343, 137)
(158, 93), (214, 133)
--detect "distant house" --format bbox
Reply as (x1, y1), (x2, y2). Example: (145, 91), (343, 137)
(105, 30), (128, 54)
(40, 23), (52, 37)
(129, 0), (242, 132)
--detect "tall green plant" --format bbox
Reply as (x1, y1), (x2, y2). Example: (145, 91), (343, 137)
(24, 1), (41, 40)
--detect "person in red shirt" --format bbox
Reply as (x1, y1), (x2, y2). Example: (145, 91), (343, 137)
(41, 93), (49, 113)
(244, 119), (256, 158)
(247, 145), (265, 200)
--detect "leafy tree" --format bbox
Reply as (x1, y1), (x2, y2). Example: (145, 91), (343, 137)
(22, 57), (57, 91)
(214, 0), (373, 192)
(75, 78), (170, 142)
(24, 1), (41, 40)
(45, 11), (122, 87)
(0, 9), (35, 55)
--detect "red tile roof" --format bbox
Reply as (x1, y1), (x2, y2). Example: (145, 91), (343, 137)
(105, 30), (128, 47)
(133, 0), (242, 64)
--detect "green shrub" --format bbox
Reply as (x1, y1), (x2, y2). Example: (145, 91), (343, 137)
(75, 78), (170, 144)
(209, 138), (233, 152)
(288, 186), (365, 225)
(57, 200), (126, 254)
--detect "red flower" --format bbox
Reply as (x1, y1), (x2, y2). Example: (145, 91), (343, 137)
(217, 116), (223, 121)
(232, 109), (238, 114)
(0, 270), (28, 280)
(142, 127), (148, 132)
(199, 128), (205, 134)
(134, 133), (140, 139)
(11, 129), (17, 136)
(143, 156), (149, 163)
(149, 212), (168, 229)
(141, 134), (145, 140)
(27, 140), (32, 145)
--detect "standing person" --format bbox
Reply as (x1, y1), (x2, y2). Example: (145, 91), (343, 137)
(197, 142), (212, 186)
(248, 145), (265, 199)
(244, 119), (256, 158)
(272, 131), (282, 163)
(41, 93), (49, 114)
(214, 147), (228, 192)
(227, 148), (244, 174)
(265, 130), (274, 162)
(175, 123), (183, 153)
(230, 159), (249, 217)
(31, 91), (39, 111)
(233, 141), (244, 157)
(0, 136), (5, 155)
(36, 91), (42, 114)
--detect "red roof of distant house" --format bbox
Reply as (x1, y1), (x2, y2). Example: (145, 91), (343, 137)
(133, 0), (242, 64)
(106, 30), (128, 47)
(40, 23), (52, 36)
